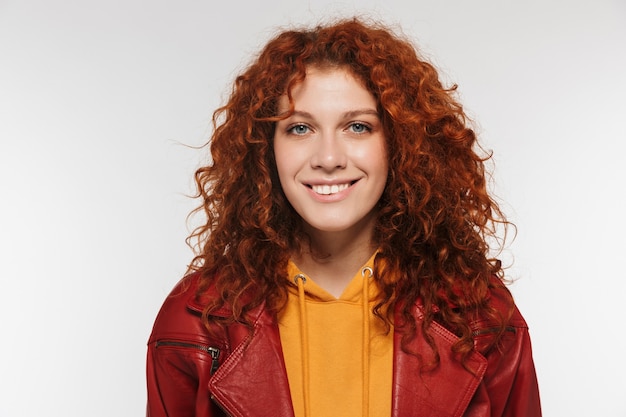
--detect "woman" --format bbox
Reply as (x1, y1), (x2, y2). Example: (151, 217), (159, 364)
(146, 18), (541, 417)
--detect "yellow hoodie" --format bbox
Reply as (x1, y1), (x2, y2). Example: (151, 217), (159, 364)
(278, 253), (393, 417)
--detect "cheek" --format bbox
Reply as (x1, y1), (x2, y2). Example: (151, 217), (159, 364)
(363, 141), (388, 178)
(273, 143), (295, 187)
(371, 144), (389, 194)
(375, 160), (389, 190)
(273, 141), (287, 174)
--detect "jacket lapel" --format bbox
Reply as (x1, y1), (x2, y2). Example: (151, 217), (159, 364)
(207, 305), (295, 417)
(392, 304), (487, 417)
(202, 297), (486, 417)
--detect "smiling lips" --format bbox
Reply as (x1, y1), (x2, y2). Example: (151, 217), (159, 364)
(309, 181), (355, 195)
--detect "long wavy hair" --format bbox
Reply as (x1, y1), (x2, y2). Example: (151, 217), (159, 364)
(188, 18), (513, 366)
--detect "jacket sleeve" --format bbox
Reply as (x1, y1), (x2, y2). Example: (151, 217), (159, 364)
(477, 323), (541, 417)
(146, 340), (216, 417)
(146, 275), (225, 417)
(501, 325), (541, 416)
(469, 302), (542, 417)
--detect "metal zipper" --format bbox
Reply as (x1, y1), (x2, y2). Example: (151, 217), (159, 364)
(155, 340), (221, 375)
(472, 326), (517, 337)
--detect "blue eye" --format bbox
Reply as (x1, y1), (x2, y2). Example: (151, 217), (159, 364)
(288, 124), (310, 135)
(349, 123), (370, 134)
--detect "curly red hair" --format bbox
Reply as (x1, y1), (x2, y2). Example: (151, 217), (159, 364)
(188, 18), (513, 366)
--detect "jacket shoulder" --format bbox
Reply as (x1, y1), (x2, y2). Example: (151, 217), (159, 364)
(146, 272), (230, 417)
(468, 279), (542, 416)
(469, 277), (529, 354)
(148, 272), (219, 344)
(477, 277), (528, 326)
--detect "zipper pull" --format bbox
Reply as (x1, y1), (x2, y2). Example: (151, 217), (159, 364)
(208, 347), (221, 375)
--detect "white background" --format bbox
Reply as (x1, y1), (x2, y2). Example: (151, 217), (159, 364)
(1, 0), (625, 416)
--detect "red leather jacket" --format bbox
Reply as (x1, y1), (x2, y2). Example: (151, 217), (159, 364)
(146, 273), (541, 417)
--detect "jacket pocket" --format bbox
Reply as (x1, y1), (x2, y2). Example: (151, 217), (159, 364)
(155, 340), (222, 375)
(472, 326), (517, 354)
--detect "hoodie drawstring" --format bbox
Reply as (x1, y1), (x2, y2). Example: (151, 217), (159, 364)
(294, 273), (312, 417)
(294, 268), (372, 417)
(361, 266), (372, 417)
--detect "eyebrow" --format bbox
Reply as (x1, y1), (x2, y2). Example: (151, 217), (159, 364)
(283, 109), (380, 120)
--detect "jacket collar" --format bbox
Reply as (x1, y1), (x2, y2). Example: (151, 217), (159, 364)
(196, 296), (487, 417)
(206, 303), (296, 417)
(391, 302), (487, 417)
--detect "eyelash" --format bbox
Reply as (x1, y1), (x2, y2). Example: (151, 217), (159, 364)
(287, 124), (311, 135)
(348, 122), (372, 134)
(286, 122), (373, 136)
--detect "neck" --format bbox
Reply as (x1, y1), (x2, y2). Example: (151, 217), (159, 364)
(293, 218), (378, 297)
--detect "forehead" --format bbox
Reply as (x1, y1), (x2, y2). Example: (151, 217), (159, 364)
(277, 67), (376, 113)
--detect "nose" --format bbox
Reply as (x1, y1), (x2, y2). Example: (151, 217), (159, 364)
(310, 131), (347, 170)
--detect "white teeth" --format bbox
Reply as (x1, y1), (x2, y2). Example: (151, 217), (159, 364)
(311, 183), (350, 195)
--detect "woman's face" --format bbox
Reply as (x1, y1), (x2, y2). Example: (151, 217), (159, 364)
(273, 67), (388, 241)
